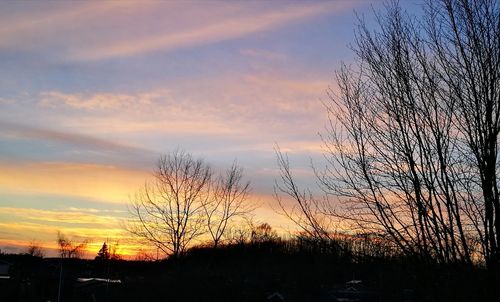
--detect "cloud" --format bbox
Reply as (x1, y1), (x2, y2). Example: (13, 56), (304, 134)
(0, 1), (158, 50)
(0, 160), (149, 204)
(68, 2), (355, 61)
(0, 1), (361, 61)
(0, 97), (15, 105)
(39, 90), (165, 111)
(0, 207), (122, 226)
(66, 207), (125, 214)
(240, 49), (288, 61)
(26, 69), (329, 139)
(34, 89), (238, 135)
(0, 120), (151, 154)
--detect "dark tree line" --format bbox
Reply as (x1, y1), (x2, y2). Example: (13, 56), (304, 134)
(276, 0), (500, 270)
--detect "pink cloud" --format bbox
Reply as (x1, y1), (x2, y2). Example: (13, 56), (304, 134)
(65, 2), (356, 60)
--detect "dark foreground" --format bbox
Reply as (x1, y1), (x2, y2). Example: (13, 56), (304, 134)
(0, 241), (498, 302)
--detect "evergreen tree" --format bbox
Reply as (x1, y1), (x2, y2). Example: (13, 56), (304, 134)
(95, 242), (110, 260)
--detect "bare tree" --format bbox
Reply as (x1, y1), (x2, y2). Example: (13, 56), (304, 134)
(134, 249), (156, 261)
(128, 150), (211, 258)
(203, 161), (252, 248)
(250, 223), (279, 244)
(26, 241), (45, 258)
(427, 0), (500, 268)
(274, 149), (332, 242)
(57, 231), (88, 259)
(226, 225), (252, 246)
(276, 0), (500, 268)
(109, 241), (122, 260)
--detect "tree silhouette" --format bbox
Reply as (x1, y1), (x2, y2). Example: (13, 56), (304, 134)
(203, 161), (252, 248)
(57, 231), (88, 259)
(128, 150), (212, 258)
(128, 150), (254, 257)
(274, 148), (332, 243)
(26, 241), (44, 258)
(251, 223), (279, 243)
(276, 0), (500, 269)
(95, 242), (110, 261)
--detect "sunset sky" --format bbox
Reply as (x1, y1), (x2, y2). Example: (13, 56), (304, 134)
(0, 1), (421, 258)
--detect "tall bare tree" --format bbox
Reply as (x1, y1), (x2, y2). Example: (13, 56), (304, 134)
(203, 161), (252, 248)
(128, 150), (211, 258)
(276, 0), (500, 268)
(428, 0), (500, 268)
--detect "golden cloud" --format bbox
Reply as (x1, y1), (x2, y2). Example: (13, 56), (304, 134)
(0, 161), (149, 204)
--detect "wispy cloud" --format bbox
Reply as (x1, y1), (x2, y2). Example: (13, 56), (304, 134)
(0, 1), (158, 49)
(0, 221), (124, 243)
(27, 70), (329, 142)
(0, 120), (151, 154)
(71, 2), (349, 61)
(66, 207), (126, 214)
(39, 90), (163, 110)
(0, 1), (357, 61)
(0, 207), (122, 226)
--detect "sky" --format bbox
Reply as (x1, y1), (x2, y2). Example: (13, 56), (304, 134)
(0, 0), (422, 258)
